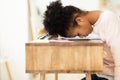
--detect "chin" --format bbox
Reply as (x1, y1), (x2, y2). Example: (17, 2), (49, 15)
(89, 30), (93, 34)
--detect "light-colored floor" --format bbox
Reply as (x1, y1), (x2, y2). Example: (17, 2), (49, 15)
(29, 73), (85, 80)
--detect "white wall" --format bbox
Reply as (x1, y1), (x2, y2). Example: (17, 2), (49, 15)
(0, 0), (29, 80)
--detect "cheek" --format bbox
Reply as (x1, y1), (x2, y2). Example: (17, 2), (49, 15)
(81, 24), (90, 31)
(80, 23), (92, 33)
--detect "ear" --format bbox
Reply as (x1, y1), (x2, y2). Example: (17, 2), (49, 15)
(75, 17), (84, 23)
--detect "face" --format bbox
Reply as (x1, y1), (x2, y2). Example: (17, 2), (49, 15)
(67, 16), (93, 37)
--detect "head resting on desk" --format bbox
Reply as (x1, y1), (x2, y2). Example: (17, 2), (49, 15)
(43, 0), (93, 38)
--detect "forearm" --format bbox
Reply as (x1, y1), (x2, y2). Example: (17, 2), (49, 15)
(112, 48), (120, 80)
(114, 67), (120, 80)
(109, 36), (120, 80)
(114, 53), (120, 80)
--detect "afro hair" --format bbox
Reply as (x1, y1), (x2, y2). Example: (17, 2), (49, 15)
(43, 0), (86, 37)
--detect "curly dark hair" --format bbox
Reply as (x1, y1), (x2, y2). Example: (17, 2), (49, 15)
(43, 0), (88, 37)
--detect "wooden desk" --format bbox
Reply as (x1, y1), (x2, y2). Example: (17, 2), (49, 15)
(25, 40), (104, 80)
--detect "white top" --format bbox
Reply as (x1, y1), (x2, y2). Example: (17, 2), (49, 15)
(93, 10), (120, 80)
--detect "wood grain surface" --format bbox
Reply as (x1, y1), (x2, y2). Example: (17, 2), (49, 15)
(26, 40), (104, 73)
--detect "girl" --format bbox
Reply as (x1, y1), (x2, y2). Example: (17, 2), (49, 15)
(43, 0), (120, 80)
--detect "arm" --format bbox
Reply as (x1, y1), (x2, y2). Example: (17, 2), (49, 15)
(109, 37), (120, 80)
(105, 13), (120, 80)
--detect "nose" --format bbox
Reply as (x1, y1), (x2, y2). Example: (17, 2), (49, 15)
(78, 33), (87, 37)
(80, 34), (88, 38)
(78, 35), (84, 38)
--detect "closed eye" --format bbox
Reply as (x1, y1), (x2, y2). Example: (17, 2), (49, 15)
(77, 33), (80, 36)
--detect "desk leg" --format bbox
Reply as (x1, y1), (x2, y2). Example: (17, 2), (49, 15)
(86, 73), (91, 80)
(40, 73), (45, 80)
(55, 73), (58, 80)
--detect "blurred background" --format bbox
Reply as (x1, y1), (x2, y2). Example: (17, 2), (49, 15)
(0, 0), (120, 80)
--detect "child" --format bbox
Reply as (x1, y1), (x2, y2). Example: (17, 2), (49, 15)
(43, 0), (120, 80)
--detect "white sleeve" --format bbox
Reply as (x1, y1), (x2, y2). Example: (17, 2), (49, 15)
(110, 37), (120, 80)
(105, 13), (120, 80)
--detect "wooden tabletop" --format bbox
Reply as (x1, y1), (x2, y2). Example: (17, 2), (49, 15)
(26, 39), (103, 46)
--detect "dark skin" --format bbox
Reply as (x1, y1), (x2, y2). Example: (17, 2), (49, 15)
(66, 10), (102, 37)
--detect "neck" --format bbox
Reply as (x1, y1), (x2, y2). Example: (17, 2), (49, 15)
(85, 10), (102, 25)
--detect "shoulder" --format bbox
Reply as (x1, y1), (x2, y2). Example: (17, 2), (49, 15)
(100, 10), (119, 19)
